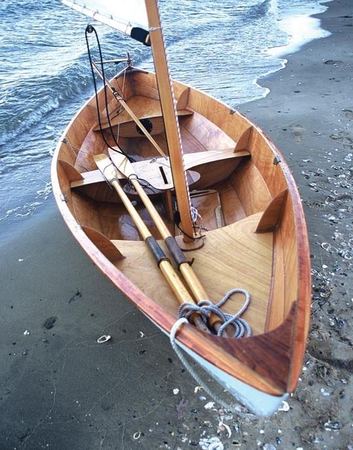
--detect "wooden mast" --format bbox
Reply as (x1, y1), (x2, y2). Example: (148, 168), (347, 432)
(145, 0), (195, 240)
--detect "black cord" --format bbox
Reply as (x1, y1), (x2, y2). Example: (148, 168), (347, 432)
(173, 210), (204, 241)
(175, 223), (205, 241)
(85, 25), (135, 163)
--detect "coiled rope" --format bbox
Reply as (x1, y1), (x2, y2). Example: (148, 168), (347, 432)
(179, 288), (252, 338)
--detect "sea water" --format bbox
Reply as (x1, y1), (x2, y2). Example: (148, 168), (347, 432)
(0, 0), (331, 241)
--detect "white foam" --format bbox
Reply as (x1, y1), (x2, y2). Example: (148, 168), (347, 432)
(267, 14), (331, 58)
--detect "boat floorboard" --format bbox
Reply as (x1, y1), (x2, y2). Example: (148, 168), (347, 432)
(111, 212), (272, 335)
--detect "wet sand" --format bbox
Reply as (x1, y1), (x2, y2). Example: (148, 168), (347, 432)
(1, 0), (352, 448)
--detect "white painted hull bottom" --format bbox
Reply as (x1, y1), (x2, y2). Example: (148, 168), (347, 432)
(153, 318), (288, 416)
(179, 340), (289, 416)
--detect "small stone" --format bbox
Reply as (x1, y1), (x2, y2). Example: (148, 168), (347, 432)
(278, 401), (290, 412)
(204, 401), (215, 410)
(324, 421), (341, 430)
(263, 444), (276, 450)
(199, 436), (224, 450)
(43, 316), (57, 330)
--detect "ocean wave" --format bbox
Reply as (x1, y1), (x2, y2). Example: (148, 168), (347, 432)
(0, 23), (149, 147)
(0, 62), (90, 146)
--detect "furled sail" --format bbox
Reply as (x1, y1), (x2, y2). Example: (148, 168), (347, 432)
(62, 0), (150, 45)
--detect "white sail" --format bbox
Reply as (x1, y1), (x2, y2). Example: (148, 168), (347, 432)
(62, 0), (150, 45)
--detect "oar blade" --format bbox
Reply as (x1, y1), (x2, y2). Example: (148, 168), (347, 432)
(109, 148), (136, 179)
(108, 148), (175, 190)
(93, 154), (118, 183)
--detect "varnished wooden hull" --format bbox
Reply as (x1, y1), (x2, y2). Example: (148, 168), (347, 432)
(51, 69), (311, 415)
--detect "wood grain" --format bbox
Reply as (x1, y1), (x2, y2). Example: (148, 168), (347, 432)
(256, 189), (288, 233)
(82, 226), (125, 263)
(112, 213), (272, 335)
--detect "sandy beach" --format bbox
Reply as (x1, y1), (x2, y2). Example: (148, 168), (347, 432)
(1, 0), (352, 448)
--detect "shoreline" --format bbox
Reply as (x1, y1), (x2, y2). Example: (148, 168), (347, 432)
(252, 0), (333, 103)
(1, 0), (352, 448)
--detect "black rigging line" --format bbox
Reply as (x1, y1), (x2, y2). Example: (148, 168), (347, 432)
(85, 24), (134, 162)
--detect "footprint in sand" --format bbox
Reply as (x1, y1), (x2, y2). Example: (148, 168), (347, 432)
(329, 130), (353, 148)
(290, 124), (305, 143)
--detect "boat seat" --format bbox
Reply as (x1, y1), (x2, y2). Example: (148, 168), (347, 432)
(69, 149), (251, 190)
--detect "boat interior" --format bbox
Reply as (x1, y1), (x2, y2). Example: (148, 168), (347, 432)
(55, 69), (300, 339)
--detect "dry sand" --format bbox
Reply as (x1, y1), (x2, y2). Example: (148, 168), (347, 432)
(1, 0), (352, 448)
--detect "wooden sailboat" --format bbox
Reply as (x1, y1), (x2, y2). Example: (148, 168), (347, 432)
(52, 0), (311, 415)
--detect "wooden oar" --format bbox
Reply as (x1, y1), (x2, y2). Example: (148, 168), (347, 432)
(94, 154), (209, 333)
(108, 152), (223, 331)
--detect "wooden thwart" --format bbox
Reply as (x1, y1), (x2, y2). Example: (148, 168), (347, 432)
(95, 95), (193, 130)
(90, 62), (166, 158)
(70, 148), (250, 190)
(111, 213), (273, 335)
